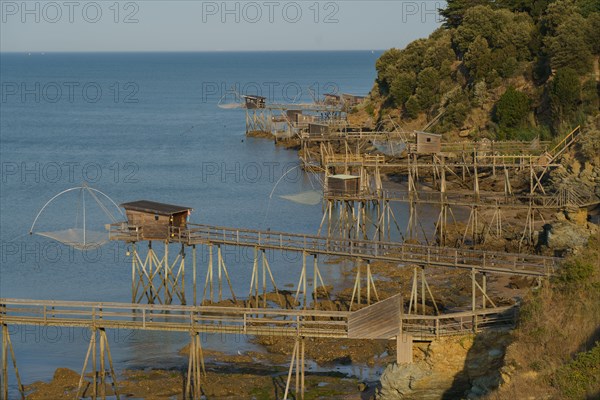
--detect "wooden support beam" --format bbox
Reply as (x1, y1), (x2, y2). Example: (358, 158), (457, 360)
(75, 328), (120, 400)
(185, 332), (205, 399)
(1, 324), (24, 400)
(283, 337), (305, 400)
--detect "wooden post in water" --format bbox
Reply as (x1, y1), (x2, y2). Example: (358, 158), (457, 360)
(75, 328), (120, 400)
(1, 324), (24, 400)
(185, 331), (205, 400)
(192, 245), (197, 305)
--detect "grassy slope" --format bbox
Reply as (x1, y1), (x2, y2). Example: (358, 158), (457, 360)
(488, 234), (600, 399)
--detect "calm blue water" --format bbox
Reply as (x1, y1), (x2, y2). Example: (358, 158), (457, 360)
(0, 51), (391, 391)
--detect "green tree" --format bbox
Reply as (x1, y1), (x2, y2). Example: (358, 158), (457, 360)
(550, 68), (581, 121)
(422, 30), (456, 72)
(581, 79), (600, 114)
(494, 86), (531, 127)
(586, 12), (600, 54)
(454, 6), (533, 59)
(416, 67), (440, 109)
(545, 14), (593, 73)
(440, 0), (490, 28)
(497, 0), (553, 17)
(404, 96), (420, 119)
(464, 36), (493, 82)
(389, 72), (416, 106)
(442, 92), (471, 129)
(577, 0), (600, 16)
(472, 80), (488, 107)
(375, 48), (402, 94)
(541, 0), (580, 36)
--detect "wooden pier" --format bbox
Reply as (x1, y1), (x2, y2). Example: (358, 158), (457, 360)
(1, 296), (517, 399)
(110, 223), (557, 277)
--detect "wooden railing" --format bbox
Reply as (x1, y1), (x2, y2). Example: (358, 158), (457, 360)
(323, 153), (386, 165)
(165, 224), (557, 277)
(303, 132), (552, 156)
(108, 223), (557, 276)
(377, 188), (598, 209)
(0, 298), (518, 340)
(0, 298), (350, 339)
(548, 125), (581, 161)
(401, 306), (517, 340)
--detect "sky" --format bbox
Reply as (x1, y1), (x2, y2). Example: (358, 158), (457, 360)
(1, 1), (445, 51)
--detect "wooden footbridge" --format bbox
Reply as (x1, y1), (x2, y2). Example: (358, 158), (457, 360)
(324, 187), (599, 209)
(311, 126), (599, 245)
(179, 224), (557, 277)
(0, 295), (517, 399)
(2, 195), (562, 398)
(160, 223), (557, 277)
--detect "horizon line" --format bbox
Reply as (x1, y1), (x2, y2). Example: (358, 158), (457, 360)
(1, 49), (387, 54)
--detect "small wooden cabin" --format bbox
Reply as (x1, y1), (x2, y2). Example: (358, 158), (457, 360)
(341, 94), (365, 108)
(323, 93), (341, 106)
(296, 114), (315, 128)
(121, 200), (193, 240)
(415, 132), (442, 154)
(328, 174), (360, 196)
(308, 123), (329, 136)
(286, 109), (302, 123)
(243, 95), (266, 109)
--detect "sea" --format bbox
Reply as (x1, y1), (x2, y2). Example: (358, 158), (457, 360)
(0, 51), (412, 394)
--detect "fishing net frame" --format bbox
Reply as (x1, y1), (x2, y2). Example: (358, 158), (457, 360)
(29, 184), (124, 250)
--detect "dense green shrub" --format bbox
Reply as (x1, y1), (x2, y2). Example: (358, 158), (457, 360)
(404, 96), (420, 119)
(416, 67), (440, 109)
(494, 87), (531, 128)
(440, 92), (471, 130)
(389, 72), (416, 106)
(372, 0), (599, 138)
(553, 343), (600, 399)
(557, 257), (595, 285)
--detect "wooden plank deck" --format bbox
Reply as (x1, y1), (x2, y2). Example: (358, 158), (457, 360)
(155, 224), (557, 277)
(323, 188), (598, 209)
(0, 298), (517, 340)
(108, 223), (558, 276)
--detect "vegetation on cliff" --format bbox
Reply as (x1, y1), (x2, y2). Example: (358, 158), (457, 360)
(365, 0), (600, 140)
(489, 234), (600, 399)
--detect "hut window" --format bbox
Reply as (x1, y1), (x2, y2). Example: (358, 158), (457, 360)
(427, 138), (431, 142)
(154, 214), (159, 221)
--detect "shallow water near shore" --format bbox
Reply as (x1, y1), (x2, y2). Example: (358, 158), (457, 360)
(0, 51), (403, 394)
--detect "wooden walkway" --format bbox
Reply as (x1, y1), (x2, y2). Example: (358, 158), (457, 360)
(302, 132), (552, 156)
(179, 224), (556, 277)
(108, 223), (558, 277)
(0, 296), (518, 399)
(323, 187), (599, 209)
(0, 296), (515, 340)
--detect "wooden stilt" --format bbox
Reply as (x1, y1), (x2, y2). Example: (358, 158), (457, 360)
(283, 339), (299, 399)
(1, 324), (24, 400)
(192, 245), (197, 306)
(202, 244), (214, 304)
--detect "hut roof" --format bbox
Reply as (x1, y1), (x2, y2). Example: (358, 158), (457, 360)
(242, 94), (266, 100)
(121, 200), (193, 216)
(416, 131), (442, 138)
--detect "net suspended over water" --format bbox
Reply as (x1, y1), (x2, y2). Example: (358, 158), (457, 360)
(217, 103), (243, 109)
(30, 185), (123, 250)
(372, 140), (407, 157)
(279, 190), (322, 206)
(36, 228), (109, 250)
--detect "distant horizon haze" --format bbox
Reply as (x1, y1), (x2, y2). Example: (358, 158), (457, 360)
(1, 1), (445, 52)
